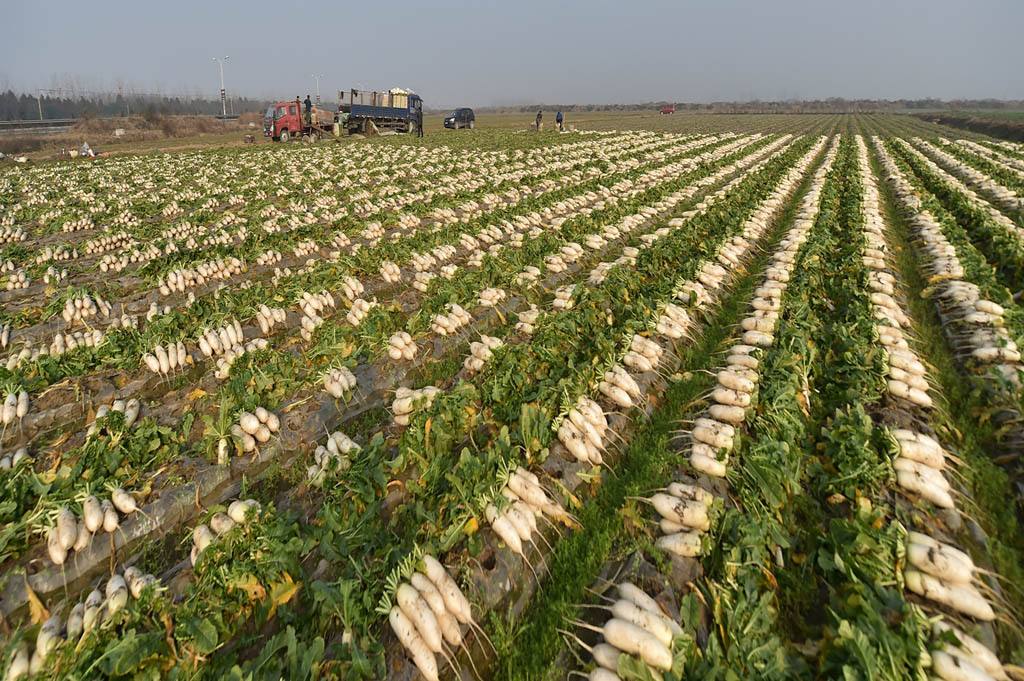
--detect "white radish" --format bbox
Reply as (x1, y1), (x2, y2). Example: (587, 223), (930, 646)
(598, 618), (672, 671)
(708, 403), (746, 425)
(591, 642), (622, 670)
(904, 570), (994, 621)
(657, 531), (703, 557)
(46, 527), (67, 565)
(111, 488), (137, 515)
(933, 621), (1004, 678)
(421, 555), (473, 626)
(56, 507), (78, 550)
(691, 449), (728, 477)
(610, 599), (673, 646)
(486, 505), (526, 557)
(193, 524), (214, 553)
(411, 573), (463, 647)
(101, 500), (119, 533)
(897, 470), (954, 509)
(239, 412), (260, 435)
(396, 584), (445, 654)
(66, 603), (85, 640)
(907, 541), (974, 585)
(389, 606), (440, 681)
(73, 520), (91, 552)
(155, 345), (169, 374)
(228, 499), (259, 523)
(666, 482), (713, 504)
(508, 470), (552, 510)
(712, 387), (750, 407)
(931, 649), (993, 681)
(210, 512), (236, 536)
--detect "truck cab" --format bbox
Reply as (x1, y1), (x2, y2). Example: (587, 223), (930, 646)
(264, 101), (301, 141)
(265, 100), (336, 141)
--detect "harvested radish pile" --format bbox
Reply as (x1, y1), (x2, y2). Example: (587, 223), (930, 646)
(1, 118), (1024, 680)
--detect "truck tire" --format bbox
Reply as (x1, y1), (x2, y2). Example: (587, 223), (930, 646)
(280, 129), (290, 142)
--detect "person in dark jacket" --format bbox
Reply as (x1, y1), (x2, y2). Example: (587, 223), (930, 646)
(303, 95), (313, 126)
(556, 110), (564, 131)
(416, 106), (424, 138)
(535, 110), (542, 130)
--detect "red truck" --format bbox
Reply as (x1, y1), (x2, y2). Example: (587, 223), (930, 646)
(263, 99), (336, 142)
(660, 104), (676, 114)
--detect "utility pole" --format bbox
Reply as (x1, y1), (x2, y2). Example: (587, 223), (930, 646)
(212, 56), (229, 117)
(37, 90), (43, 120)
(312, 74), (323, 104)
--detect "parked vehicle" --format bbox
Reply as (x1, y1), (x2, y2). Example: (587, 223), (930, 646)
(264, 100), (336, 142)
(265, 88), (424, 140)
(340, 88), (423, 134)
(660, 105), (676, 114)
(444, 108), (476, 129)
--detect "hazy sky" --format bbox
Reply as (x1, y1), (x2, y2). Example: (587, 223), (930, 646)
(3, 0), (1022, 107)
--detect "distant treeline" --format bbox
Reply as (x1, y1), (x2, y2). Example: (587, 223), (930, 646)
(5, 91), (1024, 121)
(0, 91), (274, 121)
(480, 98), (1024, 114)
(914, 112), (1024, 142)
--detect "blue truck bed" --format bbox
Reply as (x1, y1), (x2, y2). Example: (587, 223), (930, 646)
(349, 104), (413, 120)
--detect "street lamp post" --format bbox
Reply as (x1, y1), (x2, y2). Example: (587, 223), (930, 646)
(312, 74), (323, 104)
(213, 56), (230, 117)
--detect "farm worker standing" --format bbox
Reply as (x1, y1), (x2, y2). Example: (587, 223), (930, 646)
(556, 110), (564, 131)
(304, 95), (313, 125)
(416, 106), (424, 138)
(535, 110), (543, 130)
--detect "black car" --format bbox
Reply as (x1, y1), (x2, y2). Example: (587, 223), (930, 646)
(444, 108), (475, 130)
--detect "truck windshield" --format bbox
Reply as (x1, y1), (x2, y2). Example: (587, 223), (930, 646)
(264, 107), (274, 120)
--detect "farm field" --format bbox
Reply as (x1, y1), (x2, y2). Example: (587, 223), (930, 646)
(1, 113), (1024, 680)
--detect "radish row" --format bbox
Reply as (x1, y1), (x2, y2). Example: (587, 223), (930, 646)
(948, 138), (1024, 177)
(230, 406), (281, 455)
(85, 397), (141, 437)
(688, 139), (838, 478)
(5, 564), (161, 680)
(896, 138), (1024, 243)
(322, 365), (358, 399)
(572, 581), (681, 676)
(874, 139), (1023, 386)
(857, 136), (1013, 681)
(392, 386), (442, 427)
(306, 429), (359, 485)
(189, 498), (260, 565)
(388, 555), (485, 681)
(157, 256), (245, 297)
(912, 138), (1024, 214)
(45, 485), (140, 566)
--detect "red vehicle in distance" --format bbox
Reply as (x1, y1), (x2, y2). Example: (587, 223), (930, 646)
(264, 100), (335, 142)
(660, 104), (676, 114)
